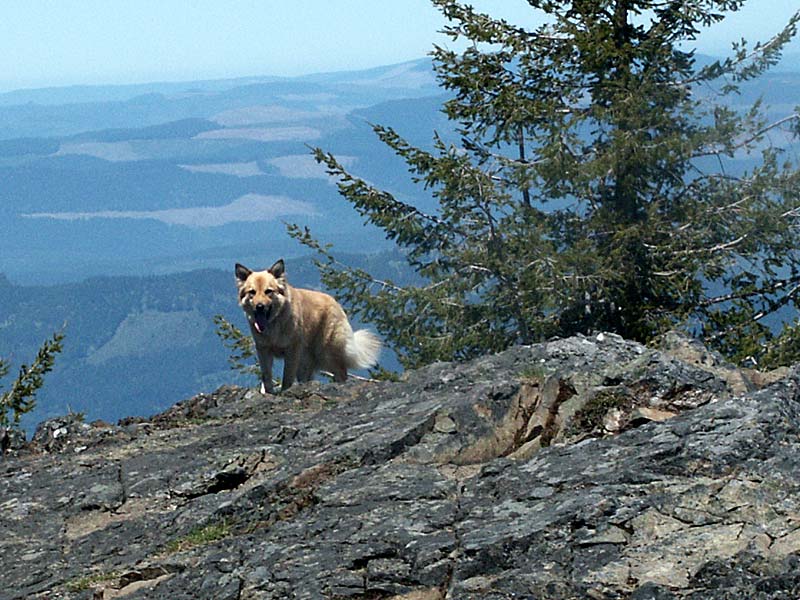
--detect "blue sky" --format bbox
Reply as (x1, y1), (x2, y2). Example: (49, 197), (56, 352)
(0, 1), (798, 92)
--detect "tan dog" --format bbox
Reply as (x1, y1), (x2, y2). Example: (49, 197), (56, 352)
(235, 259), (381, 393)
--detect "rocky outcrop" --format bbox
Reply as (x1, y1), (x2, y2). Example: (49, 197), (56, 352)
(2, 333), (799, 599)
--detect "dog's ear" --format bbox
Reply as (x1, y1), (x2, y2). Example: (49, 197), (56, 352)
(268, 259), (285, 279)
(235, 263), (252, 283)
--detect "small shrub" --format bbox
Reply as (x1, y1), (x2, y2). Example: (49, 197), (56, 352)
(213, 315), (259, 380)
(567, 388), (633, 437)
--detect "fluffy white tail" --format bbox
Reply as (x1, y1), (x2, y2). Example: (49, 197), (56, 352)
(346, 329), (382, 370)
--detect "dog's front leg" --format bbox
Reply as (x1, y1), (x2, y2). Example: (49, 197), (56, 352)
(282, 347), (300, 392)
(255, 345), (274, 395)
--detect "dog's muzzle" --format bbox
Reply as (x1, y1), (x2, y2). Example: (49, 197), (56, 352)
(253, 303), (271, 334)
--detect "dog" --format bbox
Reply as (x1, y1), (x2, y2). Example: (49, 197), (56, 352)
(235, 259), (381, 394)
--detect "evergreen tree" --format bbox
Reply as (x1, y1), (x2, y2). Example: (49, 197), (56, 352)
(292, 0), (800, 369)
(0, 331), (65, 428)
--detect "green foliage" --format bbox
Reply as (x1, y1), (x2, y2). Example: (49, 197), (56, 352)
(0, 330), (65, 428)
(293, 0), (800, 369)
(212, 315), (259, 380)
(65, 571), (120, 593)
(759, 322), (800, 370)
(163, 519), (233, 555)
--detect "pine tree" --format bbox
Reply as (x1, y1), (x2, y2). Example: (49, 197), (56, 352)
(0, 331), (65, 428)
(292, 0), (800, 369)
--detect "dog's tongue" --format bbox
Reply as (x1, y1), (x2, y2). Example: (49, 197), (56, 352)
(254, 311), (269, 334)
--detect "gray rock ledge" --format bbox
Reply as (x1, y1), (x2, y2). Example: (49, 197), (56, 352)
(2, 333), (799, 599)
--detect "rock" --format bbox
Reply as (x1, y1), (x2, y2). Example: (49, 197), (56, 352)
(658, 330), (755, 395)
(629, 406), (678, 426)
(29, 412), (100, 454)
(0, 426), (27, 455)
(0, 333), (798, 599)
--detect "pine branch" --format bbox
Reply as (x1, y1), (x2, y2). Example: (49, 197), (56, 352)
(0, 330), (65, 427)
(212, 315), (259, 379)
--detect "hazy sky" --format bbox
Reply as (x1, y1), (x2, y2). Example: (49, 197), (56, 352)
(0, 1), (797, 92)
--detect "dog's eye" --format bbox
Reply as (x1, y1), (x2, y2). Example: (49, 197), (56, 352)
(247, 290), (255, 296)
(266, 289), (275, 295)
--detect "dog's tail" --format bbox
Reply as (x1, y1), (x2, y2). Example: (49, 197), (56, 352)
(346, 329), (382, 370)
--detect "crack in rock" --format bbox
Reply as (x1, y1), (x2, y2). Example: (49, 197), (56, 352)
(172, 449), (274, 499)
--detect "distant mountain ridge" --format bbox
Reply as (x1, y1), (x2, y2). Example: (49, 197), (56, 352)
(0, 58), (438, 110)
(3, 52), (796, 108)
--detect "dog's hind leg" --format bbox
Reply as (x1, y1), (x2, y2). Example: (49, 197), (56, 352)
(281, 347), (300, 391)
(330, 359), (348, 383)
(297, 360), (315, 383)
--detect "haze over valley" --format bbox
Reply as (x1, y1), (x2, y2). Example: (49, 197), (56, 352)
(0, 60), (449, 284)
